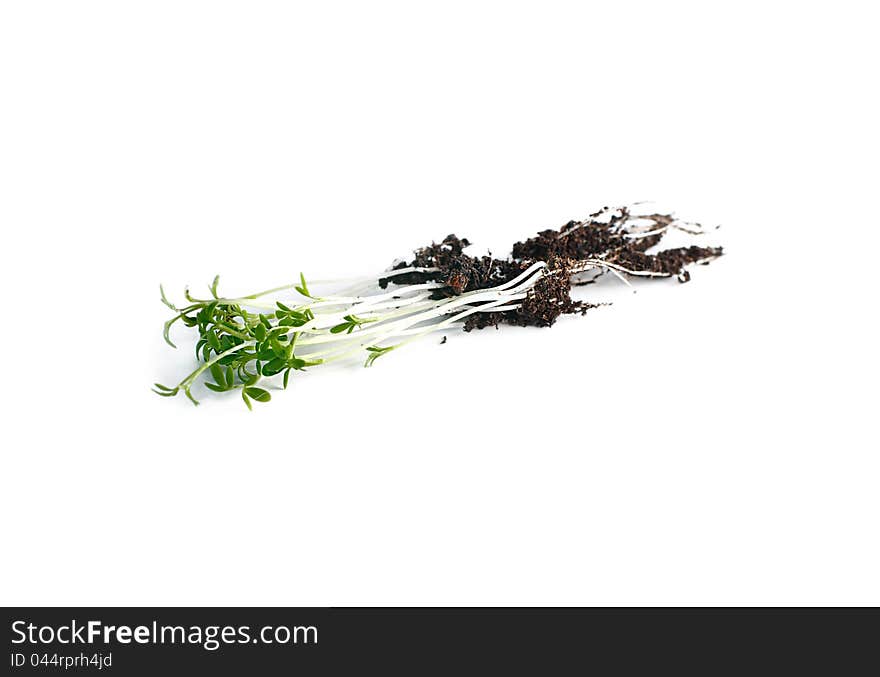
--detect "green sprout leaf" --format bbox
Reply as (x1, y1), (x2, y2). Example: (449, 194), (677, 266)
(244, 386), (271, 403)
(364, 344), (396, 368)
(162, 317), (180, 348)
(330, 314), (376, 334)
(262, 358), (286, 376)
(209, 364), (227, 389)
(289, 356), (322, 370)
(159, 284), (178, 311)
(152, 383), (179, 397)
(207, 331), (221, 352)
(295, 272), (312, 298)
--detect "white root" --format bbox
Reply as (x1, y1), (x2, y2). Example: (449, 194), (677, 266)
(228, 261), (547, 365)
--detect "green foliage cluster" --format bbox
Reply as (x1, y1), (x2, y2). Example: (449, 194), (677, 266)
(154, 275), (325, 408)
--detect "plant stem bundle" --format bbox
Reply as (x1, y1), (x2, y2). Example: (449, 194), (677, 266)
(155, 205), (722, 407)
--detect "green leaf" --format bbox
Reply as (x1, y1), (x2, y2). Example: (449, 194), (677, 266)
(210, 275), (220, 299)
(162, 318), (178, 349)
(330, 321), (352, 334)
(245, 387), (271, 403)
(152, 383), (179, 397)
(287, 356), (322, 371)
(287, 311), (309, 327)
(270, 336), (285, 358)
(209, 364), (226, 389)
(282, 368), (291, 389)
(253, 323), (267, 341)
(241, 389), (253, 411)
(238, 364), (258, 383)
(226, 366), (234, 388)
(364, 344), (395, 368)
(262, 358), (286, 376)
(204, 382), (225, 393)
(295, 272), (312, 298)
(207, 331), (221, 351)
(276, 301), (292, 312)
(159, 284), (178, 311)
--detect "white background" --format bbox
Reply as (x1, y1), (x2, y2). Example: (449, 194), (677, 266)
(1, 1), (877, 605)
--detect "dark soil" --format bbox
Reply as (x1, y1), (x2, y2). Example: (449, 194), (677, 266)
(612, 245), (724, 283)
(379, 206), (722, 329)
(378, 235), (514, 294)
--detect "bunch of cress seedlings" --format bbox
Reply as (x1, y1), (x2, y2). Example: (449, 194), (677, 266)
(155, 204), (722, 408)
